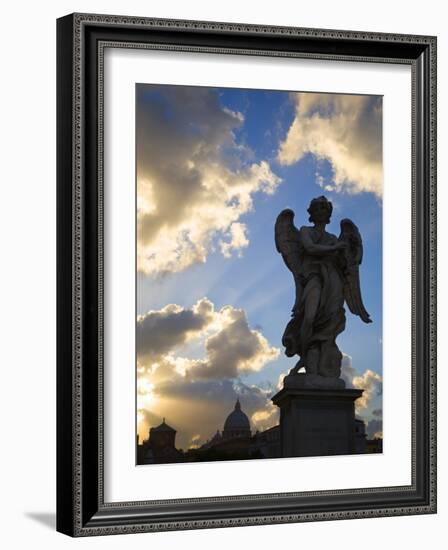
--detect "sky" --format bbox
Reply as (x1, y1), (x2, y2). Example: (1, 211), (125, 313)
(135, 84), (383, 451)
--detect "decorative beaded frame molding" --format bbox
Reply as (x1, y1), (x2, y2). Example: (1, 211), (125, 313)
(56, 13), (437, 537)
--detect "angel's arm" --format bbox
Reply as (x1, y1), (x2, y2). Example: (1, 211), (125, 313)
(300, 227), (346, 256)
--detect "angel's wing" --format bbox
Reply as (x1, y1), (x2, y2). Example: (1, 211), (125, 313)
(275, 209), (301, 277)
(339, 218), (372, 324)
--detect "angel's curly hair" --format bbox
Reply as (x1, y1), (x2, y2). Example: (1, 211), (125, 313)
(307, 195), (333, 224)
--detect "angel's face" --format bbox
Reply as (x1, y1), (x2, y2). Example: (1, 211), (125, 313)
(311, 202), (330, 224)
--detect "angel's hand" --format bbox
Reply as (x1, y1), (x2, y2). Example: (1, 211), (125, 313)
(334, 241), (348, 251)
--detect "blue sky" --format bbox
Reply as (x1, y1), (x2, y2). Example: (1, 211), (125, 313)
(135, 84), (383, 450)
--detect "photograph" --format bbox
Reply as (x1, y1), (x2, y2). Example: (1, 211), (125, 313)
(54, 10), (436, 536)
(135, 84), (384, 465)
(0, 0), (444, 547)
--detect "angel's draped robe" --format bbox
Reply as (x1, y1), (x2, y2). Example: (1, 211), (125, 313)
(283, 225), (346, 376)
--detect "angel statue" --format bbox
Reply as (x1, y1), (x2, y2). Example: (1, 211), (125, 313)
(275, 196), (372, 385)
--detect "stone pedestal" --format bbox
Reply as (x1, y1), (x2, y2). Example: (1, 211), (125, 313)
(272, 377), (363, 458)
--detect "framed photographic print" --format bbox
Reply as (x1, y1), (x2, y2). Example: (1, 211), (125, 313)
(56, 13), (437, 536)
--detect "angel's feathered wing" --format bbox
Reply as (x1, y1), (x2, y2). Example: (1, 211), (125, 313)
(339, 218), (372, 324)
(275, 209), (301, 277)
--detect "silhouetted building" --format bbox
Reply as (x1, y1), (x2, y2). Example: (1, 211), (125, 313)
(138, 419), (184, 464)
(222, 399), (251, 440)
(194, 399), (278, 460)
(201, 430), (223, 449)
(251, 425), (280, 458)
(366, 437), (383, 453)
(192, 399), (252, 459)
(354, 418), (367, 453)
(137, 401), (380, 465)
(197, 400), (375, 460)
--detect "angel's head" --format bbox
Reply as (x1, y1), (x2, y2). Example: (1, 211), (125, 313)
(307, 196), (333, 224)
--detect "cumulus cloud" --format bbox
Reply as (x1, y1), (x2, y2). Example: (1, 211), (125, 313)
(220, 222), (249, 258)
(136, 298), (280, 448)
(340, 353), (357, 384)
(137, 85), (281, 275)
(250, 401), (279, 433)
(366, 418), (383, 439)
(137, 298), (215, 361)
(277, 92), (383, 197)
(191, 306), (279, 379)
(341, 353), (382, 414)
(137, 298), (279, 379)
(352, 369), (383, 411)
(189, 434), (202, 449)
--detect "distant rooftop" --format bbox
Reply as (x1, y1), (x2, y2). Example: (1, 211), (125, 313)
(224, 399), (250, 432)
(150, 418), (176, 433)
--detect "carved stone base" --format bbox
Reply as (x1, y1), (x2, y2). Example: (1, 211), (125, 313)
(271, 384), (363, 457)
(283, 373), (346, 390)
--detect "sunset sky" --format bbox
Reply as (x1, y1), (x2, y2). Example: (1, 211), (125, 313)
(136, 84), (383, 451)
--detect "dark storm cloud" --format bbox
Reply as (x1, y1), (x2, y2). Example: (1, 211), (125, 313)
(137, 298), (214, 360)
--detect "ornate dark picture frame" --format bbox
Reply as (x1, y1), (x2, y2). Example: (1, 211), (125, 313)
(56, 13), (437, 537)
